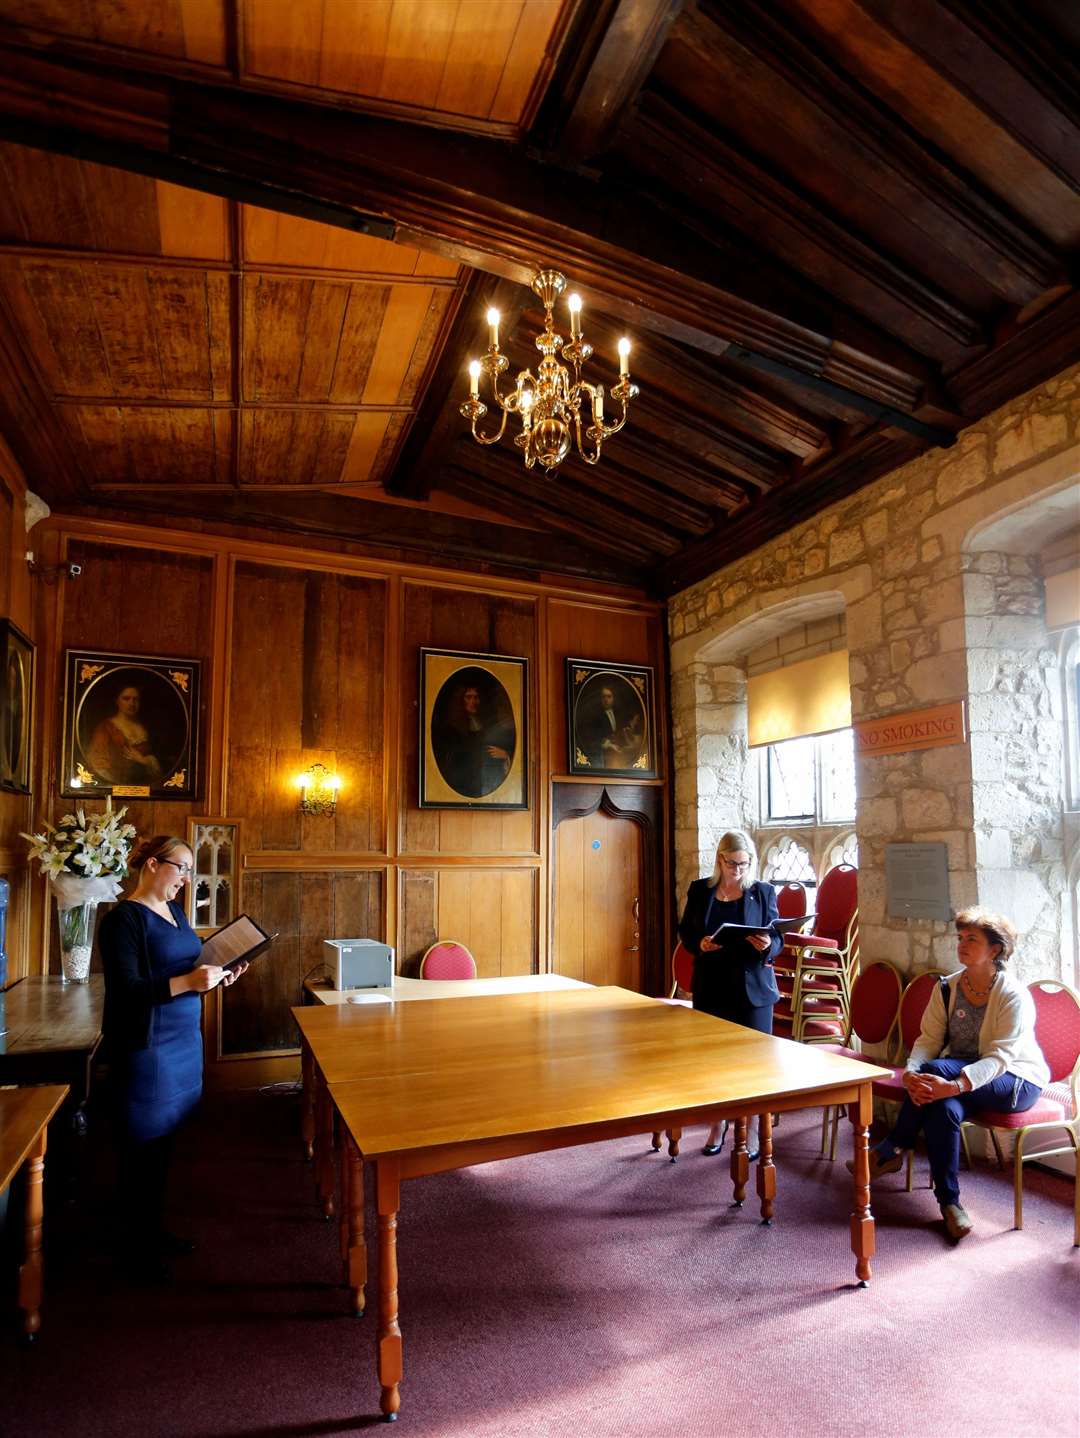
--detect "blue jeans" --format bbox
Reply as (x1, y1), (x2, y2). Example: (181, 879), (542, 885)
(883, 1058), (1041, 1206)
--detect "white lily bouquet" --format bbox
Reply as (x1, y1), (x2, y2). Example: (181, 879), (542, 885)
(23, 800), (137, 983)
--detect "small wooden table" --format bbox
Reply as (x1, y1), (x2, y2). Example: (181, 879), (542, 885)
(0, 1084), (70, 1339)
(294, 986), (890, 1421)
(0, 977), (104, 1131)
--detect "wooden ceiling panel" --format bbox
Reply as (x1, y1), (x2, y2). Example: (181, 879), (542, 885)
(242, 0), (564, 129)
(0, 258), (231, 399)
(1, 0), (227, 66)
(0, 145), (229, 258)
(65, 404), (233, 487)
(242, 274), (453, 407)
(241, 205), (458, 278)
(239, 408), (356, 487)
(0, 2), (1077, 587)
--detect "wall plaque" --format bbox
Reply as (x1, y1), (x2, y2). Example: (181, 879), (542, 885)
(854, 701), (966, 758)
(886, 842), (951, 922)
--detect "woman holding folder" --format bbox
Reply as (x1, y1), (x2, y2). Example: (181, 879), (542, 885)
(100, 834), (247, 1281)
(678, 829), (782, 1157)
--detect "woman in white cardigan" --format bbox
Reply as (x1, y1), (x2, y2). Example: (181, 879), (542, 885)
(852, 907), (1048, 1242)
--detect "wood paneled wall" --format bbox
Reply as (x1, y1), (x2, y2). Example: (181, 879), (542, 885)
(13, 517), (668, 1081)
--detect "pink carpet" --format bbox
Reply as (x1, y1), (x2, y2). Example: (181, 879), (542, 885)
(5, 1090), (1078, 1437)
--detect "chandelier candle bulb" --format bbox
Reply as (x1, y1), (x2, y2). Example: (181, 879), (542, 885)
(468, 360), (480, 397)
(568, 293), (582, 340)
(486, 307), (500, 350)
(618, 337), (631, 376)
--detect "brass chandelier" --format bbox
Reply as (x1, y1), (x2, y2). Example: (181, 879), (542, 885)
(460, 269), (639, 472)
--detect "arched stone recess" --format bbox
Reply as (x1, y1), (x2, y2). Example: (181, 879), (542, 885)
(671, 584), (854, 904)
(958, 449), (1080, 984)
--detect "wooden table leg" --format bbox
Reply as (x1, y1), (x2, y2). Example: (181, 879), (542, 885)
(345, 1135), (366, 1317)
(756, 1111), (775, 1225)
(17, 1128), (47, 1342)
(316, 1075), (336, 1220)
(301, 1042), (315, 1161)
(666, 1128), (681, 1161)
(650, 1131), (661, 1151)
(849, 1085), (875, 1287)
(376, 1159), (403, 1422)
(730, 1115), (749, 1206)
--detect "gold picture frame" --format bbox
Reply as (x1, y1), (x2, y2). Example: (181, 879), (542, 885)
(419, 648), (528, 809)
(61, 649), (201, 800)
(566, 658), (657, 778)
(0, 619), (34, 795)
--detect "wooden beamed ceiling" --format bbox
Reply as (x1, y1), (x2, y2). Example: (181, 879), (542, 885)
(0, 0), (1076, 592)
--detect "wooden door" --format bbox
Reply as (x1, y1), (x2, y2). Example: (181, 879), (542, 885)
(554, 809), (643, 990)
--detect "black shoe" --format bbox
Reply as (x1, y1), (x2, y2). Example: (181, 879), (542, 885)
(156, 1230), (196, 1257)
(702, 1120), (728, 1156)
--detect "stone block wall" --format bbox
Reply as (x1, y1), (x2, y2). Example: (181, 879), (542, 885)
(669, 363), (1080, 982)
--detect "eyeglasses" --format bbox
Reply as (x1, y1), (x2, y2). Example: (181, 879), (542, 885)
(158, 859), (193, 878)
(721, 858), (751, 871)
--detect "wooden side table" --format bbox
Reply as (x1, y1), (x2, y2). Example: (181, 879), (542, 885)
(0, 1084), (70, 1340)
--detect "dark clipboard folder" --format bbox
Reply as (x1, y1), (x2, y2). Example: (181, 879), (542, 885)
(199, 914), (278, 971)
(709, 915), (813, 942)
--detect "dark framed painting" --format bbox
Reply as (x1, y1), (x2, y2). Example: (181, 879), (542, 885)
(566, 658), (657, 778)
(0, 619), (34, 794)
(61, 649), (200, 800)
(420, 649), (528, 809)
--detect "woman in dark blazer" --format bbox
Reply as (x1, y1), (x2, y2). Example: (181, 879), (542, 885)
(678, 829), (782, 1156)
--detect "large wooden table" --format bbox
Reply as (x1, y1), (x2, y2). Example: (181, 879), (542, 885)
(0, 1084), (70, 1339)
(293, 985), (889, 1422)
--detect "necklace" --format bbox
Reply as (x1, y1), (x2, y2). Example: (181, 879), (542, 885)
(961, 971), (994, 1001)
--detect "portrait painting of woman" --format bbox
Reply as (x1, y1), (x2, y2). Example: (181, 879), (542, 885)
(63, 650), (200, 800)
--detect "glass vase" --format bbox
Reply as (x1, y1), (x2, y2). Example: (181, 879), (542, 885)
(56, 900), (100, 985)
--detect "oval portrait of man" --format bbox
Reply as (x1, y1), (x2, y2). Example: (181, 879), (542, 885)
(430, 666), (517, 799)
(574, 671), (648, 772)
(76, 665), (190, 788)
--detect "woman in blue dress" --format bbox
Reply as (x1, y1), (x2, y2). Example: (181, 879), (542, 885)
(99, 834), (246, 1280)
(678, 829), (782, 1158)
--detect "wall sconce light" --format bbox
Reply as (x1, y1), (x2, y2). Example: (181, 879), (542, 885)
(297, 763), (341, 816)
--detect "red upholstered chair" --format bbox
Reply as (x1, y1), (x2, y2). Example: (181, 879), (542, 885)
(419, 941), (477, 980)
(773, 865), (859, 1043)
(963, 979), (1080, 1244)
(861, 971), (941, 1190)
(816, 961), (903, 1159)
(663, 941), (695, 1006)
(776, 881), (809, 920)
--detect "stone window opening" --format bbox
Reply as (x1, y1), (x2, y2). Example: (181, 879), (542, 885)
(762, 835), (818, 895)
(758, 729), (856, 827)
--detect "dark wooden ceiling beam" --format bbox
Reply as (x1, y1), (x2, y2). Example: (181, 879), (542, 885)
(689, 1), (1064, 307)
(438, 460), (668, 566)
(655, 428), (925, 592)
(857, 0), (1080, 193)
(578, 307), (830, 458)
(0, 44), (941, 418)
(446, 443), (684, 557)
(531, 0), (686, 163)
(627, 91), (986, 363)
